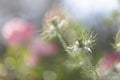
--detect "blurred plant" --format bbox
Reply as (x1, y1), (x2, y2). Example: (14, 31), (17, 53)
(95, 27), (120, 80)
(114, 30), (120, 52)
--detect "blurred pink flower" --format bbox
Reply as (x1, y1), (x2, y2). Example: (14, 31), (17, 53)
(97, 52), (120, 77)
(26, 38), (59, 68)
(2, 18), (35, 48)
(30, 38), (59, 57)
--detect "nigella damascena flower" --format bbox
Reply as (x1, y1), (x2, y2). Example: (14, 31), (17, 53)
(2, 18), (35, 48)
(67, 40), (92, 53)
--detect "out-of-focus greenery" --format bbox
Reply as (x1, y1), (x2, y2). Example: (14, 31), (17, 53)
(0, 7), (120, 80)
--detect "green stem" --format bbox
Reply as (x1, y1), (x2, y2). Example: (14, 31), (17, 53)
(82, 50), (100, 80)
(52, 20), (68, 50)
